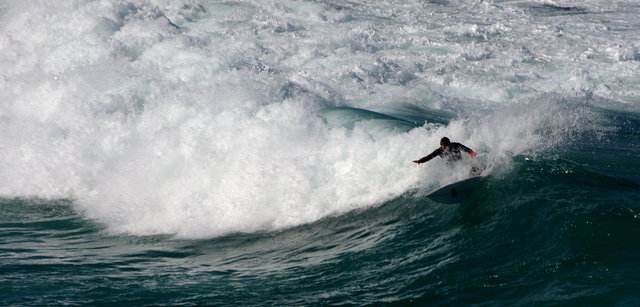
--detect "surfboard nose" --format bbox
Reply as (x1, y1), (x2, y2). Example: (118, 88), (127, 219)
(427, 175), (485, 204)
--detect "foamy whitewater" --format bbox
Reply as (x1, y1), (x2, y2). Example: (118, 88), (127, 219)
(2, 1), (640, 304)
(1, 1), (638, 238)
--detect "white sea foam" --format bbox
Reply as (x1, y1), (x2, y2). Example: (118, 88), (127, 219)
(0, 0), (637, 238)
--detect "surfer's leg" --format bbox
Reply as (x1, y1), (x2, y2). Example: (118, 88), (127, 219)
(470, 166), (482, 176)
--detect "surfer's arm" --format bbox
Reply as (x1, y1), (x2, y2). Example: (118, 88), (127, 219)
(457, 143), (477, 158)
(467, 148), (477, 158)
(413, 149), (441, 164)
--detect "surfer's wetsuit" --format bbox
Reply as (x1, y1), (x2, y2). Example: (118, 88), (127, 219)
(414, 142), (476, 166)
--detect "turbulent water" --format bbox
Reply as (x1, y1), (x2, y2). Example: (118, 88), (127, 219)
(2, 0), (640, 305)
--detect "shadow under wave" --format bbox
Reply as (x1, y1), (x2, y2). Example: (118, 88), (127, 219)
(320, 104), (454, 137)
(527, 3), (589, 17)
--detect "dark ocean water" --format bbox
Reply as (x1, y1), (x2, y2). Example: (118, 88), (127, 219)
(2, 0), (640, 305)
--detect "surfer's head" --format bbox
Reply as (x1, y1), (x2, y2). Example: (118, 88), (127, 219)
(440, 137), (450, 149)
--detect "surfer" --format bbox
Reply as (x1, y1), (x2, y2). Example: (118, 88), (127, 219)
(413, 137), (477, 166)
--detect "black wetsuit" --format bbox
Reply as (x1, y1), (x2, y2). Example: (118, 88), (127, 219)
(415, 142), (474, 165)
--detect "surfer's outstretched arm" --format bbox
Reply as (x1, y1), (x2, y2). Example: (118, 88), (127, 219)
(413, 148), (441, 164)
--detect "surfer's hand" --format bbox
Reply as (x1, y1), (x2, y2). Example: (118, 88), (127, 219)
(413, 160), (422, 164)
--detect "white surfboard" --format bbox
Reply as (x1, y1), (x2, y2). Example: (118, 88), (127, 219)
(427, 175), (485, 204)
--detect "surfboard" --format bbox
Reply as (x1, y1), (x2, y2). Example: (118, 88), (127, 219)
(427, 175), (485, 204)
